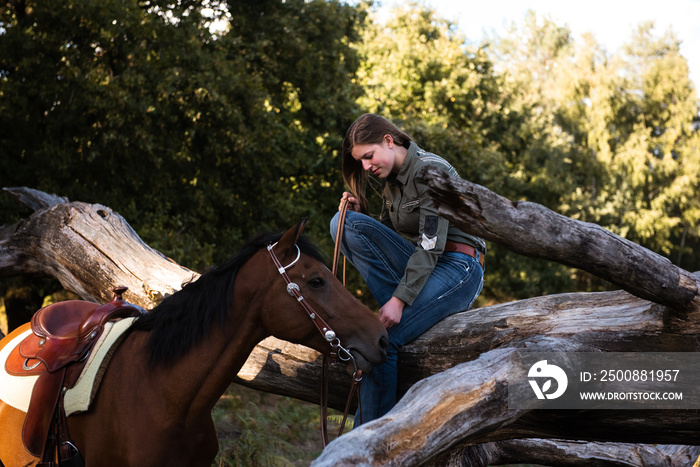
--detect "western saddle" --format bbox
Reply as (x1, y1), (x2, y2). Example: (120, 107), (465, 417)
(11, 287), (144, 466)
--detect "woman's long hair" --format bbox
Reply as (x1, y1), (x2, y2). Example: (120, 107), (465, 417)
(342, 114), (413, 214)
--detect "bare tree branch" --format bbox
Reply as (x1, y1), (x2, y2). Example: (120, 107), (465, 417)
(418, 167), (699, 311)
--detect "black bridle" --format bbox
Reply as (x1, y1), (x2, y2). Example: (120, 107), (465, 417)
(266, 241), (362, 446)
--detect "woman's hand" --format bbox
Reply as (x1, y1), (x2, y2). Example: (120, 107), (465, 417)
(378, 296), (405, 329)
(340, 192), (361, 212)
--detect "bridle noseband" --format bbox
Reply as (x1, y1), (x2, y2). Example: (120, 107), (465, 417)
(266, 240), (362, 446)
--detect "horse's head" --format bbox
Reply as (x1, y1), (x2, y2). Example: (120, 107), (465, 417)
(245, 219), (387, 373)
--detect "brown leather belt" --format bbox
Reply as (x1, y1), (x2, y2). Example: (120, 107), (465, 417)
(445, 241), (485, 268)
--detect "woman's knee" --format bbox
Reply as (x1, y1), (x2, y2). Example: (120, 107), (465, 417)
(330, 210), (366, 240)
(329, 211), (342, 240)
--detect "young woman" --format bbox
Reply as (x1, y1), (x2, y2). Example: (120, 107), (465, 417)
(330, 113), (485, 425)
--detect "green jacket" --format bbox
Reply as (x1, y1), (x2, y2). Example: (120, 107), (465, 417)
(380, 142), (486, 305)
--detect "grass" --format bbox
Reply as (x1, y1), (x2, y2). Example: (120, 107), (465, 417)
(211, 385), (549, 467)
(212, 384), (348, 467)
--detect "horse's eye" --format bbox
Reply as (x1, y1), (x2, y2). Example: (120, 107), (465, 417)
(308, 277), (325, 288)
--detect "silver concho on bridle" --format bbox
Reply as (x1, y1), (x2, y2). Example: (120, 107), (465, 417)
(286, 282), (301, 296)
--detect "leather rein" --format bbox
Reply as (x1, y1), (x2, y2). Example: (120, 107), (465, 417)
(266, 200), (361, 446)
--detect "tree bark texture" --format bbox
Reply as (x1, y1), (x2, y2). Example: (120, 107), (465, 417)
(2, 186), (699, 466)
(418, 166), (699, 312)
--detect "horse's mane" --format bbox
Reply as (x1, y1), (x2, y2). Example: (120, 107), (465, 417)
(131, 231), (326, 367)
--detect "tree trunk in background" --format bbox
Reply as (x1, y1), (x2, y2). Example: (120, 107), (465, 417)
(2, 186), (699, 466)
(417, 166), (699, 311)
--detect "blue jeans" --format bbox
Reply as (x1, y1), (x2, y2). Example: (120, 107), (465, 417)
(330, 211), (484, 426)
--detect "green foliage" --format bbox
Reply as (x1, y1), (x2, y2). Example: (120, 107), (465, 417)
(355, 5), (699, 300)
(493, 13), (700, 288)
(1, 0), (698, 302)
(212, 384), (329, 466)
(0, 0), (366, 270)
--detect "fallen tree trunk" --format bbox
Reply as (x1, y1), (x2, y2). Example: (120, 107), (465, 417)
(418, 166), (699, 312)
(0, 187), (195, 308)
(2, 186), (699, 466)
(312, 347), (700, 466)
(437, 440), (700, 467)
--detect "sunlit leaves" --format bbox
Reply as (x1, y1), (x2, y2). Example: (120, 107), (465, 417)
(357, 4), (699, 301)
(1, 0), (697, 303)
(0, 0), (365, 269)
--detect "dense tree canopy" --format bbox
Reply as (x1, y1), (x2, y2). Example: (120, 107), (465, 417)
(1, 0), (365, 269)
(355, 5), (700, 301)
(1, 0), (698, 307)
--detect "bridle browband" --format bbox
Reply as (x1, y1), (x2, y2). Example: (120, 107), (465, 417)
(266, 233), (362, 446)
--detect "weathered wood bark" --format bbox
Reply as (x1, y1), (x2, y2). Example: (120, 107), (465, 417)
(312, 343), (700, 466)
(437, 440), (700, 467)
(1, 187), (195, 308)
(2, 186), (699, 467)
(418, 166), (700, 312)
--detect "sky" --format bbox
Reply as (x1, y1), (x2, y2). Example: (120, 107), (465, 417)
(377, 0), (700, 89)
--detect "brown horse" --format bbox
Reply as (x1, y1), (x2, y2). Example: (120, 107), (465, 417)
(0, 219), (388, 466)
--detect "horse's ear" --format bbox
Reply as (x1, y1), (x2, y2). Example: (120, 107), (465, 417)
(277, 218), (308, 253)
(293, 217), (308, 243)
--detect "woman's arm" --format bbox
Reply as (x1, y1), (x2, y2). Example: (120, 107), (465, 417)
(391, 187), (450, 306)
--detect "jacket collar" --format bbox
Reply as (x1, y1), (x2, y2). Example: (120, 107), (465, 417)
(387, 141), (418, 187)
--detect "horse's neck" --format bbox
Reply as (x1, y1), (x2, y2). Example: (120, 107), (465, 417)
(132, 310), (268, 417)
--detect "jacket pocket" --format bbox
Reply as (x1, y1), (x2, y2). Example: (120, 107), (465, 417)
(398, 198), (420, 233)
(401, 199), (420, 211)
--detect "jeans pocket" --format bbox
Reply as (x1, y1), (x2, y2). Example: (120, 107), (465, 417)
(437, 256), (482, 304)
